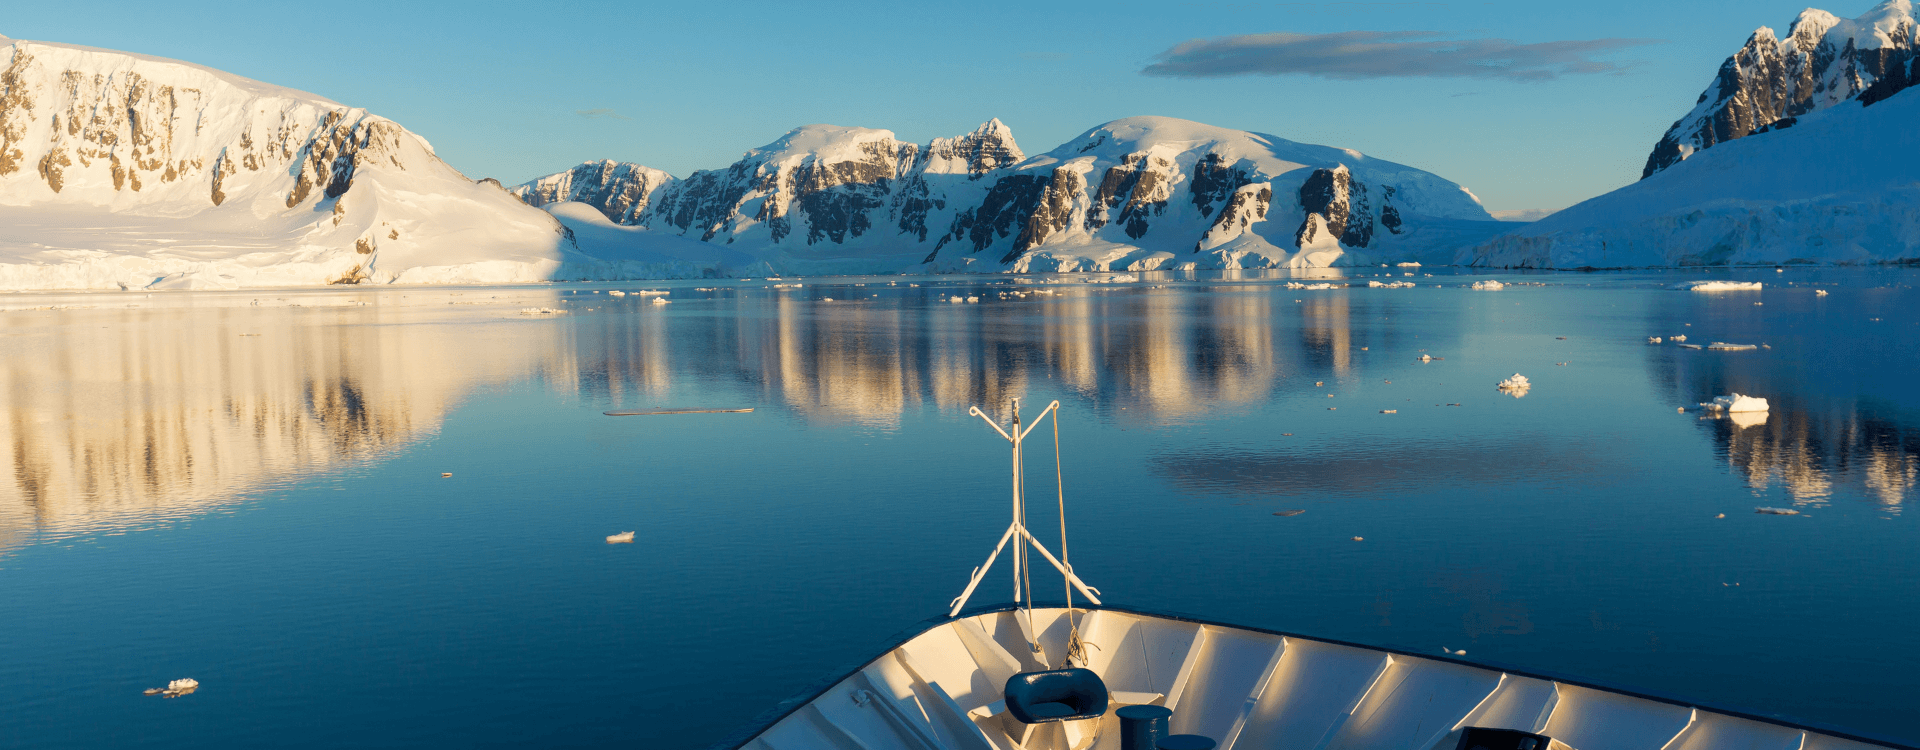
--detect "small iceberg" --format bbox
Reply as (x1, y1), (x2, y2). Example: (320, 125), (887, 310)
(636, 290), (670, 296)
(1707, 342), (1757, 350)
(1754, 507), (1800, 516)
(651, 297), (671, 305)
(1368, 280), (1414, 288)
(608, 290), (626, 297)
(1497, 374), (1531, 397)
(1700, 393), (1769, 412)
(1471, 280), (1505, 290)
(1647, 336), (1662, 343)
(1674, 280), (1763, 291)
(1396, 262), (1422, 267)
(1815, 289), (1829, 296)
(144, 678), (199, 697)
(1671, 334), (1687, 342)
(606, 531), (636, 544)
(1284, 282), (1337, 290)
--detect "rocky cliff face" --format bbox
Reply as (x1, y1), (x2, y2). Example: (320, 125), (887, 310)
(508, 160), (672, 224)
(0, 36), (591, 289)
(1642, 0), (1918, 178)
(514, 116), (1497, 272)
(613, 119), (1024, 263)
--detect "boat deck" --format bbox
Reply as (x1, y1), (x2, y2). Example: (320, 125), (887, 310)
(720, 606), (1910, 750)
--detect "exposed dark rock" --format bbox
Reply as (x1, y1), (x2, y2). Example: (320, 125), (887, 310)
(1005, 168), (1082, 263)
(1195, 184), (1271, 252)
(1643, 10), (1916, 178)
(1188, 153), (1251, 219)
(953, 173), (1052, 253)
(510, 160), (670, 224)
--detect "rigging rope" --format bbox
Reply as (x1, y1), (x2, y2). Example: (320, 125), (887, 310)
(1056, 408), (1090, 669)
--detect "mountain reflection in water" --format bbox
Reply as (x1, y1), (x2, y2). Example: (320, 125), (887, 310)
(3, 271), (1919, 748)
(6, 276), (1916, 549)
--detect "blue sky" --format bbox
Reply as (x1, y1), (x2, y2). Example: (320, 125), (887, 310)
(5, 0), (1869, 211)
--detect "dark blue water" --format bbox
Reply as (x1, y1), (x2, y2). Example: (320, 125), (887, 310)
(3, 268), (1916, 748)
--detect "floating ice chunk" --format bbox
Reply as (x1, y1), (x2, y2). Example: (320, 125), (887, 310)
(821, 297), (833, 302)
(966, 296), (978, 303)
(1418, 354), (1434, 362)
(1368, 280), (1414, 288)
(606, 531), (635, 543)
(1816, 289), (1829, 296)
(635, 290), (670, 295)
(1754, 507), (1799, 515)
(1397, 262), (1421, 267)
(1497, 373), (1530, 390)
(1707, 342), (1757, 350)
(1679, 343), (1703, 349)
(1647, 337), (1663, 343)
(1285, 282), (1338, 290)
(519, 307), (565, 315)
(145, 678), (199, 697)
(950, 296), (964, 303)
(607, 290), (626, 297)
(1471, 280), (1505, 290)
(1272, 509), (1306, 517)
(1701, 393), (1769, 412)
(1674, 280), (1763, 291)
(651, 297), (671, 305)
(1671, 334), (1687, 342)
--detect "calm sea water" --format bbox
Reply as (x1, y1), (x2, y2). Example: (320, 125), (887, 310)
(2, 268), (1916, 749)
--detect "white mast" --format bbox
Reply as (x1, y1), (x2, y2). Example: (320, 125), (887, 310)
(948, 399), (1103, 621)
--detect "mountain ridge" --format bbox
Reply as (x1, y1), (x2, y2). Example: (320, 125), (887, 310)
(513, 115), (1502, 273)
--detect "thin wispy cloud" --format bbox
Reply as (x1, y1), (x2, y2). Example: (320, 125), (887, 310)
(1142, 31), (1663, 81)
(575, 108), (631, 120)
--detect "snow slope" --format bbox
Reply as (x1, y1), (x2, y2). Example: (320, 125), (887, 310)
(516, 117), (1501, 273)
(1470, 82), (1920, 268)
(0, 37), (714, 290)
(1642, 1), (1917, 178)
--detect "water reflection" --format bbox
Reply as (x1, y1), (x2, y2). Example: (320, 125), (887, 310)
(0, 292), (576, 548)
(1706, 408), (1917, 510)
(1651, 285), (1920, 512)
(6, 276), (1917, 548)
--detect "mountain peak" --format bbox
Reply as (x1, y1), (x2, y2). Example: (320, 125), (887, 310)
(1642, 2), (1919, 178)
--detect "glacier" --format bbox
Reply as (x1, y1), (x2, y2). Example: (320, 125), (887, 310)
(1469, 76), (1920, 268)
(0, 36), (735, 290)
(1469, 1), (1920, 269)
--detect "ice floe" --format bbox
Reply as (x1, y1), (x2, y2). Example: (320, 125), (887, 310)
(1674, 280), (1763, 291)
(144, 678), (198, 697)
(1368, 280), (1415, 288)
(1471, 280), (1505, 290)
(1707, 342), (1758, 350)
(606, 531), (635, 544)
(1701, 393), (1769, 412)
(1754, 507), (1800, 516)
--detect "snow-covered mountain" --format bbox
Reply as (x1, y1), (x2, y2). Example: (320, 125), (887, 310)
(1641, 0), (1916, 178)
(0, 36), (725, 290)
(1471, 2), (1920, 268)
(515, 117), (1502, 273)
